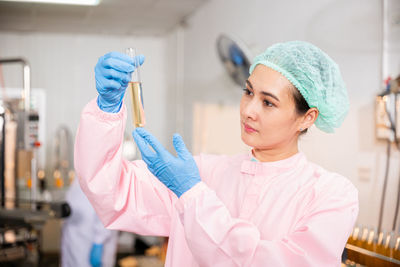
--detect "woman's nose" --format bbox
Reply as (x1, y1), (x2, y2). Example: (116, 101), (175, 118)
(242, 99), (259, 120)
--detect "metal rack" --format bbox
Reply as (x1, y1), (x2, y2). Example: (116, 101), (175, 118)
(346, 243), (400, 266)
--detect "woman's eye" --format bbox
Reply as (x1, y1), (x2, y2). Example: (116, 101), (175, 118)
(264, 100), (273, 107)
(242, 88), (253, 96)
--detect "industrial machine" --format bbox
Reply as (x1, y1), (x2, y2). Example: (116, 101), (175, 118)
(0, 58), (70, 266)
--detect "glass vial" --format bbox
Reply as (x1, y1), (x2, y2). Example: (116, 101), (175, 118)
(126, 48), (145, 127)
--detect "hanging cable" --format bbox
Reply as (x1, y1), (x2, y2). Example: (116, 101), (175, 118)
(393, 93), (400, 231)
(393, 160), (400, 231)
(380, 93), (398, 232)
(378, 139), (391, 234)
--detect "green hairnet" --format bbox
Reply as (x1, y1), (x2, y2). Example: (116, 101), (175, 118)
(249, 41), (349, 133)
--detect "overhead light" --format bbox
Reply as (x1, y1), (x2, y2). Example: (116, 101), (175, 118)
(0, 0), (100, 5)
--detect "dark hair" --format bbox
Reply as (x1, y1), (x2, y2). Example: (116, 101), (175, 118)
(290, 86), (310, 134)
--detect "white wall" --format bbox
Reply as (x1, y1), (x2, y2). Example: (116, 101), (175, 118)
(0, 32), (173, 173)
(181, 0), (400, 231)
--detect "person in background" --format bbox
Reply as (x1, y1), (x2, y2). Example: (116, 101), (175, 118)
(75, 41), (359, 266)
(61, 178), (118, 267)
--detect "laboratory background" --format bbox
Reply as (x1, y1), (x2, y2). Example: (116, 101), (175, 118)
(0, 0), (399, 266)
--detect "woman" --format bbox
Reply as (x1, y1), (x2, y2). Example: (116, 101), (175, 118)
(75, 41), (358, 266)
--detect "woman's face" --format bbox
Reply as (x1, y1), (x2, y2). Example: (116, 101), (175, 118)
(240, 65), (304, 150)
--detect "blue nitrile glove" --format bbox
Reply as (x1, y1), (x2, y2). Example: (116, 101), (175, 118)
(95, 52), (145, 113)
(132, 128), (201, 198)
(89, 243), (103, 267)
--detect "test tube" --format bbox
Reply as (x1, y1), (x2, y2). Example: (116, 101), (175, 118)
(126, 48), (146, 127)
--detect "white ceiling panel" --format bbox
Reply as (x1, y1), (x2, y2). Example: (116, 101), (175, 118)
(0, 0), (208, 35)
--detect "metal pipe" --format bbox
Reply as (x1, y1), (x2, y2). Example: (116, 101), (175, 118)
(0, 110), (5, 208)
(377, 0), (390, 235)
(0, 58), (31, 113)
(0, 58), (32, 208)
(176, 23), (185, 135)
(381, 0), (388, 87)
(378, 139), (391, 234)
(52, 125), (73, 187)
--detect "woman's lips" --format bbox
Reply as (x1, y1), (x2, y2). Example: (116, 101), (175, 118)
(243, 123), (257, 133)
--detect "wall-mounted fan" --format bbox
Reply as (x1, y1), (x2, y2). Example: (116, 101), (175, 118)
(216, 34), (252, 86)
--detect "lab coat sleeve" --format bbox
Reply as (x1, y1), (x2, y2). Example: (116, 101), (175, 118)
(175, 176), (359, 267)
(74, 98), (174, 236)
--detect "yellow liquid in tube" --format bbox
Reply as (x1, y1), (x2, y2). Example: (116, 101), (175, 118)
(128, 82), (146, 127)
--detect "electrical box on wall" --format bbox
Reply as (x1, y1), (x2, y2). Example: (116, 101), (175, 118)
(375, 93), (400, 141)
(376, 94), (393, 141)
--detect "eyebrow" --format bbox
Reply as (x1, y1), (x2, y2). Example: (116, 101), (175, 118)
(246, 80), (280, 102)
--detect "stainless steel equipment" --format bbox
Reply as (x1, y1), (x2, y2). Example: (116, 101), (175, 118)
(0, 58), (33, 209)
(52, 125), (74, 188)
(0, 58), (70, 266)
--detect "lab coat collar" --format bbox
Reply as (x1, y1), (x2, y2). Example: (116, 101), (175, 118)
(240, 150), (306, 176)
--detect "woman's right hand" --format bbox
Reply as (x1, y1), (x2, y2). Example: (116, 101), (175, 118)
(95, 52), (145, 113)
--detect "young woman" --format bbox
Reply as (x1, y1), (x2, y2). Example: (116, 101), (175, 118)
(75, 41), (358, 266)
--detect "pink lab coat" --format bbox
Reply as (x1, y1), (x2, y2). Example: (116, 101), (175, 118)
(75, 99), (359, 267)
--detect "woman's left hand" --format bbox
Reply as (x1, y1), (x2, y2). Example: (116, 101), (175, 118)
(132, 128), (201, 198)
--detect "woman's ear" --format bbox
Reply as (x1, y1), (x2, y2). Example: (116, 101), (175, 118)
(301, 108), (319, 130)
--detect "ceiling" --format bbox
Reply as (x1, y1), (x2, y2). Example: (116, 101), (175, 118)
(0, 0), (207, 35)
